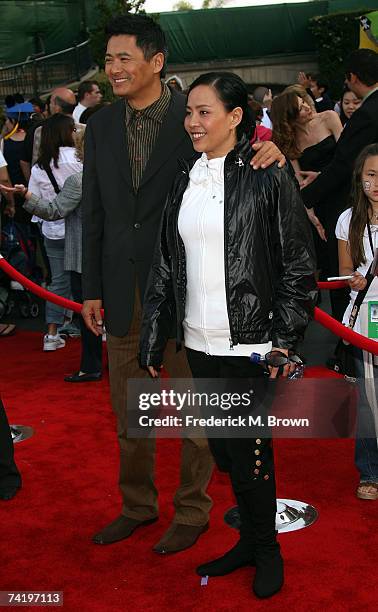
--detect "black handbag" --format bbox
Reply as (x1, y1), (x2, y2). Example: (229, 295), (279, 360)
(328, 235), (378, 378)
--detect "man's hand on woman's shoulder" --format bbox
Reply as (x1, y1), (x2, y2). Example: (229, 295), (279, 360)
(250, 141), (285, 170)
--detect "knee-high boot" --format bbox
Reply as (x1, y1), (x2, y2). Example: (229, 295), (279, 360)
(240, 475), (283, 598)
(196, 491), (255, 577)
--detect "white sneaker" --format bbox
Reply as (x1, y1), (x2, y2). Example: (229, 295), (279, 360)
(43, 333), (66, 351)
(10, 280), (24, 291)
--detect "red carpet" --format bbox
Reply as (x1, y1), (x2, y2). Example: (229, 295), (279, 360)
(0, 331), (377, 611)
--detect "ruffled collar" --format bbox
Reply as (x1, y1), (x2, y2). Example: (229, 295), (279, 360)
(189, 152), (226, 186)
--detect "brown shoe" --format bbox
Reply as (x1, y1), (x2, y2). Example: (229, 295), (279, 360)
(153, 522), (209, 554)
(92, 515), (158, 544)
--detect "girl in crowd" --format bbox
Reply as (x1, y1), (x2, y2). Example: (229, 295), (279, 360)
(29, 114), (82, 351)
(339, 86), (362, 127)
(271, 85), (347, 321)
(139, 72), (317, 598)
(336, 143), (378, 501)
(1, 128), (102, 382)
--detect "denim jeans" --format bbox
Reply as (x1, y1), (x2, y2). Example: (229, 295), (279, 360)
(44, 237), (71, 326)
(354, 349), (378, 483)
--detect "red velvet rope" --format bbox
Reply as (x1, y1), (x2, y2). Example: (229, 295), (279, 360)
(1, 255), (378, 354)
(317, 280), (348, 290)
(0, 255), (82, 314)
(313, 307), (378, 354)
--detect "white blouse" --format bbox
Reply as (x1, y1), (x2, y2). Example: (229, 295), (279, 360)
(336, 207), (378, 333)
(178, 153), (272, 357)
(28, 147), (83, 240)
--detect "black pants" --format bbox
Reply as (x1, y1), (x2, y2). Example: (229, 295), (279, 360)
(185, 348), (275, 494)
(0, 400), (21, 491)
(70, 271), (102, 374)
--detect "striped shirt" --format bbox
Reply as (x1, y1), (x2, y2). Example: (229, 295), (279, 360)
(125, 83), (171, 192)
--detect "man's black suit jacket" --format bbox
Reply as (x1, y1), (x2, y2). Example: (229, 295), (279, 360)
(82, 89), (194, 337)
(302, 89), (378, 219)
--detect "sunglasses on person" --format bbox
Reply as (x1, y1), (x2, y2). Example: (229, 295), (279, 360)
(250, 350), (304, 378)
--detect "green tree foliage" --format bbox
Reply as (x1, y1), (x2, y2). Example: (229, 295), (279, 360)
(202, 0), (225, 7)
(90, 0), (145, 68)
(173, 1), (194, 9)
(308, 9), (371, 98)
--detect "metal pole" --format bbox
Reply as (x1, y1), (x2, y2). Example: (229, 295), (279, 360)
(31, 60), (38, 98)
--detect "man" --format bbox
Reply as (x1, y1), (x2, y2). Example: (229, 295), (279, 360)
(20, 87), (77, 181)
(252, 86), (272, 129)
(0, 399), (21, 500)
(73, 80), (103, 123)
(301, 49), (378, 320)
(308, 74), (334, 113)
(82, 13), (285, 554)
(297, 72), (334, 113)
(48, 87), (76, 117)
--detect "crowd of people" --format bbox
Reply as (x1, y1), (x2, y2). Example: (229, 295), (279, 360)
(0, 10), (377, 600)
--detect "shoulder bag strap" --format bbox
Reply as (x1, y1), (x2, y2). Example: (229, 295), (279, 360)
(44, 165), (61, 195)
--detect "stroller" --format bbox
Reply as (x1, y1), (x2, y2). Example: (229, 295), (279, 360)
(0, 219), (43, 319)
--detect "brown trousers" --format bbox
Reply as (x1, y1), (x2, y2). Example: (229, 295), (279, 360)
(106, 294), (214, 526)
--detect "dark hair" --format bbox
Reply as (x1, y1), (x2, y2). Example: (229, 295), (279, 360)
(29, 97), (46, 112)
(79, 103), (108, 124)
(349, 143), (378, 268)
(253, 86), (269, 105)
(310, 74), (329, 93)
(77, 80), (99, 102)
(5, 95), (15, 108)
(105, 13), (168, 76)
(13, 92), (25, 104)
(345, 49), (378, 87)
(53, 95), (75, 115)
(6, 115), (31, 131)
(37, 113), (75, 171)
(187, 72), (255, 140)
(339, 86), (357, 126)
(248, 98), (263, 123)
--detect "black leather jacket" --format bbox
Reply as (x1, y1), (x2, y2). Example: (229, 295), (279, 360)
(140, 138), (317, 368)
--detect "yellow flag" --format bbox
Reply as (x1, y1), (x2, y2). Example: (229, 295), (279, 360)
(360, 13), (378, 51)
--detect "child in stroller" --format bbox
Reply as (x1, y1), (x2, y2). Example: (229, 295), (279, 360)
(0, 219), (42, 319)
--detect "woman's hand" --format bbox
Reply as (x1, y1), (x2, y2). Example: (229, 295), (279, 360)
(297, 170), (320, 189)
(268, 348), (295, 379)
(298, 71), (311, 89)
(251, 141), (286, 169)
(147, 366), (161, 378)
(348, 271), (367, 292)
(0, 183), (29, 198)
(305, 207), (327, 241)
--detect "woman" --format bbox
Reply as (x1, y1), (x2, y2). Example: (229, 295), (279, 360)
(1, 128), (102, 382)
(271, 85), (347, 321)
(1, 108), (31, 225)
(28, 114), (82, 351)
(139, 72), (317, 598)
(336, 143), (378, 501)
(339, 86), (362, 126)
(248, 98), (272, 143)
(271, 85), (342, 194)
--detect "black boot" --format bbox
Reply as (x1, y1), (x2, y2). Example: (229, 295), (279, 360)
(241, 476), (284, 598)
(253, 542), (283, 599)
(196, 494), (255, 577)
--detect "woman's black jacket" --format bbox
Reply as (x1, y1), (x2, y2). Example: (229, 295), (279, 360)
(139, 138), (318, 368)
